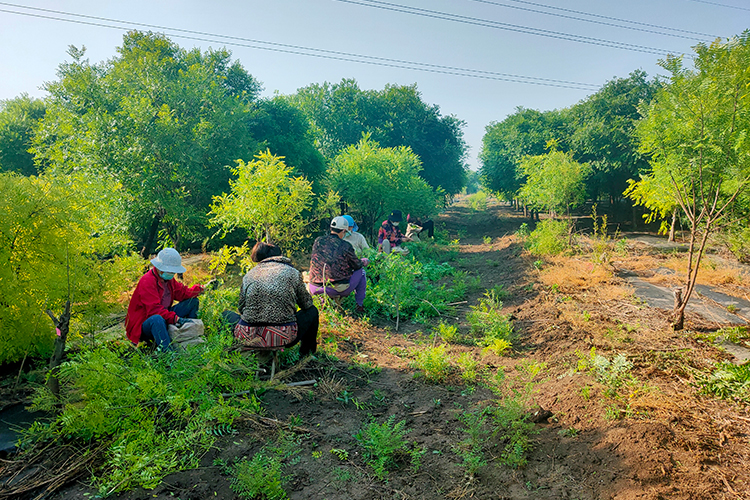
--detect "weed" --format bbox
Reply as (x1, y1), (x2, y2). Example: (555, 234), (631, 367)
(467, 290), (514, 355)
(456, 352), (478, 383)
(491, 395), (538, 468)
(455, 406), (489, 478)
(435, 321), (460, 344)
(582, 311), (591, 322)
(580, 385), (591, 400)
(604, 404), (623, 421)
(330, 448), (349, 461)
(337, 390), (354, 405)
(576, 347), (634, 397)
(411, 344), (452, 382)
(515, 223), (530, 239)
(225, 433), (300, 500)
(558, 427), (579, 438)
(697, 362), (750, 404)
(727, 304), (739, 313)
(312, 451), (322, 459)
(527, 219), (571, 256)
(354, 416), (420, 480)
(483, 235), (492, 245)
(467, 191), (489, 211)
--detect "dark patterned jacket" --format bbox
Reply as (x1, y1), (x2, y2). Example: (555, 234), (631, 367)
(238, 256), (313, 325)
(308, 233), (362, 285)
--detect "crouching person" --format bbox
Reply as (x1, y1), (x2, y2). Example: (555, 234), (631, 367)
(126, 248), (204, 351)
(308, 216), (369, 315)
(227, 242), (319, 357)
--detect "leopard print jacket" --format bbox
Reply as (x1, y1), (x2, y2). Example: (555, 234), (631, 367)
(238, 256), (314, 325)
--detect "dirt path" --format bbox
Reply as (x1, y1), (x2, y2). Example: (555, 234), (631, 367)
(45, 199), (750, 500)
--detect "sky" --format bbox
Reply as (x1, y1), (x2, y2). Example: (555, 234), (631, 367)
(0, 0), (748, 170)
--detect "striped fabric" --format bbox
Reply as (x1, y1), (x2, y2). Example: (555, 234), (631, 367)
(234, 322), (298, 349)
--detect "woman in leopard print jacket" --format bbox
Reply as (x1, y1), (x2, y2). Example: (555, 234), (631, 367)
(228, 241), (318, 356)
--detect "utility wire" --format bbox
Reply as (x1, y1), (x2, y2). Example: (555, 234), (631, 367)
(467, 0), (718, 40)
(0, 4), (600, 90)
(333, 0), (679, 55)
(685, 0), (750, 11)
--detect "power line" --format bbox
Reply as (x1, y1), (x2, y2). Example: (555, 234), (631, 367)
(333, 0), (679, 55)
(0, 4), (601, 90)
(467, 0), (717, 40)
(685, 0), (750, 11)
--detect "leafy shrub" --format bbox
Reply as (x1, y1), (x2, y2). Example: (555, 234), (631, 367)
(364, 250), (464, 324)
(577, 347), (634, 397)
(0, 172), (142, 364)
(226, 433), (300, 500)
(526, 219), (571, 256)
(455, 407), (489, 477)
(410, 344), (452, 382)
(355, 416), (421, 479)
(25, 329), (260, 495)
(456, 353), (478, 383)
(434, 321), (460, 343)
(491, 396), (537, 468)
(466, 190), (489, 211)
(698, 362), (750, 404)
(467, 290), (514, 355)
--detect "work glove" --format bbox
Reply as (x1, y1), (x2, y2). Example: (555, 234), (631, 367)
(360, 257), (370, 267)
(175, 317), (192, 328)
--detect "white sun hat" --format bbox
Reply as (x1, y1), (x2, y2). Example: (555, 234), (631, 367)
(150, 248), (186, 273)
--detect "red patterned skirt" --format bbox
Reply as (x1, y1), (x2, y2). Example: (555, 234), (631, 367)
(234, 322), (298, 349)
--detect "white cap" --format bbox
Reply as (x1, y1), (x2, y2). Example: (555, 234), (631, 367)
(330, 216), (349, 230)
(150, 248), (186, 273)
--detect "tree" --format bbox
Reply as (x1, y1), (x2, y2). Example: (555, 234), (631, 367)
(33, 32), (264, 254)
(326, 137), (439, 238)
(0, 172), (140, 364)
(209, 150), (314, 248)
(518, 149), (590, 217)
(629, 32), (750, 330)
(0, 94), (47, 175)
(289, 80), (468, 195)
(567, 71), (661, 216)
(479, 107), (569, 201)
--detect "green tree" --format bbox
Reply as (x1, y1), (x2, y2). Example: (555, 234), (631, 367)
(0, 94), (47, 176)
(567, 70), (661, 213)
(0, 172), (140, 364)
(209, 150), (314, 248)
(326, 137), (439, 237)
(289, 80), (468, 195)
(33, 32), (263, 254)
(479, 107), (569, 201)
(518, 149), (590, 217)
(630, 32), (750, 330)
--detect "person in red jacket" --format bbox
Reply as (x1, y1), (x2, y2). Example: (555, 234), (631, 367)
(125, 248), (204, 351)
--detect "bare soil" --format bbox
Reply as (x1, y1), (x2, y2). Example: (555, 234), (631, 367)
(7, 199), (750, 499)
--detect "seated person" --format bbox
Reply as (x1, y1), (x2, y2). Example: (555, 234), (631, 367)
(378, 210), (412, 254)
(225, 242), (319, 357)
(406, 214), (435, 241)
(308, 216), (369, 314)
(342, 215), (370, 255)
(125, 248), (204, 351)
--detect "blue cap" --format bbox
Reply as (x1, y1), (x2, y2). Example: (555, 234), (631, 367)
(342, 215), (358, 233)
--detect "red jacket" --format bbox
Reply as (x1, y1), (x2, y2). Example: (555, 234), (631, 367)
(125, 268), (203, 344)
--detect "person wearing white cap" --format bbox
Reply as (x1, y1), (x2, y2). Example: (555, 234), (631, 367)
(125, 248), (205, 351)
(308, 216), (369, 314)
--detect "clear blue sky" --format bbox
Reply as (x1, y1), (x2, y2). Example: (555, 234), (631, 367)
(1, 0), (748, 170)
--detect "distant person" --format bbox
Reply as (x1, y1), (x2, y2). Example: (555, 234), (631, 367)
(225, 242), (319, 357)
(342, 215), (370, 255)
(407, 214), (434, 240)
(378, 210), (411, 254)
(308, 216), (369, 314)
(125, 248), (204, 351)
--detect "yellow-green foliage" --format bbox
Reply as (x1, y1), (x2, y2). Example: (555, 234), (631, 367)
(526, 219), (571, 256)
(466, 190), (489, 211)
(434, 321), (460, 343)
(411, 344), (452, 382)
(209, 150), (314, 249)
(456, 352), (478, 382)
(26, 331), (260, 495)
(467, 290), (514, 355)
(0, 172), (140, 364)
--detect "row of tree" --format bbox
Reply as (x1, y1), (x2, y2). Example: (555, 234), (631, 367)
(479, 32), (750, 329)
(0, 31), (468, 256)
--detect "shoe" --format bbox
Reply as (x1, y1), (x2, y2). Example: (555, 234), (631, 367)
(355, 305), (366, 316)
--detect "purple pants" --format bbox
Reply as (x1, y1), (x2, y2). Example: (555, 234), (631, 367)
(308, 268), (367, 306)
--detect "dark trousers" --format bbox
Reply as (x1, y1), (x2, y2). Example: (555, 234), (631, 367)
(141, 297), (200, 351)
(422, 219), (435, 238)
(222, 306), (319, 356)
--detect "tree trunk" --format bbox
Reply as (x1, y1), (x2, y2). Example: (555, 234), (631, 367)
(668, 209), (677, 242)
(46, 301), (71, 399)
(141, 210), (164, 257)
(672, 288), (684, 331)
